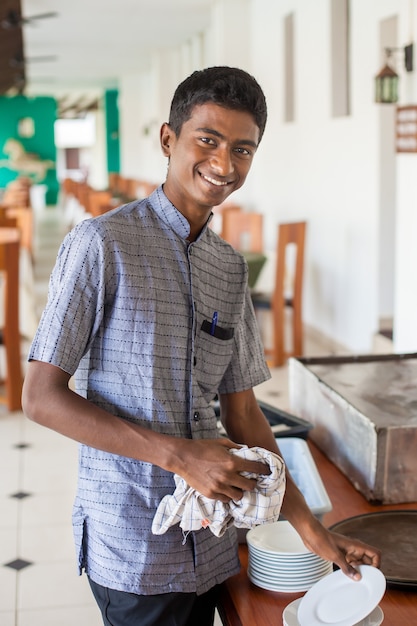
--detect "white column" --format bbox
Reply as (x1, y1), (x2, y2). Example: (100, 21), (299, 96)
(393, 153), (417, 352)
(208, 0), (251, 69)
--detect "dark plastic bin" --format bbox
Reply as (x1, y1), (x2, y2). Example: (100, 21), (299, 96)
(213, 398), (312, 440)
(257, 400), (312, 439)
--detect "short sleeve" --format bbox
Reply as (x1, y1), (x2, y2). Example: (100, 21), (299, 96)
(28, 220), (108, 375)
(218, 287), (270, 394)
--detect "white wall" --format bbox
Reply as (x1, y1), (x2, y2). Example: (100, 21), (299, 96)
(115, 0), (417, 354)
(248, 0), (382, 351)
(118, 70), (166, 186)
(88, 109), (108, 190)
(247, 0), (417, 353)
(117, 44), (203, 189)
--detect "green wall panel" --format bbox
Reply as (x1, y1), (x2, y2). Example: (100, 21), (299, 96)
(0, 95), (58, 204)
(104, 89), (120, 175)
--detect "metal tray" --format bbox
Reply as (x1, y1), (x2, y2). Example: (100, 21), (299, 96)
(329, 510), (417, 589)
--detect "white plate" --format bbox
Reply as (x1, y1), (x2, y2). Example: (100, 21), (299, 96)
(249, 562), (332, 580)
(249, 551), (330, 572)
(248, 546), (322, 562)
(248, 557), (333, 577)
(359, 606), (384, 626)
(283, 598), (304, 626)
(248, 533), (317, 562)
(248, 564), (332, 586)
(283, 599), (384, 626)
(248, 571), (316, 593)
(247, 520), (310, 555)
(297, 565), (386, 626)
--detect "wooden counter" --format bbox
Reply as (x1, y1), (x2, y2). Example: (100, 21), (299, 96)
(218, 442), (417, 626)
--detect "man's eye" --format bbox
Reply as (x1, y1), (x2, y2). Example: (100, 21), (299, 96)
(234, 147), (251, 156)
(200, 137), (216, 145)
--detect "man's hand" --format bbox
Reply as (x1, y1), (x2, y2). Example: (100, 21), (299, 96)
(299, 520), (381, 580)
(173, 437), (270, 502)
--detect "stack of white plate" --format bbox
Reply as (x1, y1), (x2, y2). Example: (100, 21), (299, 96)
(246, 520), (333, 593)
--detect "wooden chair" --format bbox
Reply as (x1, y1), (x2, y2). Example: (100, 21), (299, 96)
(116, 176), (129, 198)
(0, 228), (22, 411)
(88, 190), (114, 217)
(0, 207), (17, 228)
(61, 177), (78, 204)
(74, 182), (92, 213)
(108, 172), (120, 194)
(221, 211), (264, 252)
(252, 221), (306, 366)
(135, 180), (158, 199)
(61, 177), (74, 195)
(123, 178), (141, 200)
(2, 177), (31, 209)
(209, 202), (241, 236)
(217, 203), (242, 214)
(4, 207), (33, 260)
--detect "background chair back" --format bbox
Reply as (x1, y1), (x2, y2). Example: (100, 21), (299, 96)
(3, 207), (33, 260)
(252, 221), (306, 366)
(88, 190), (113, 217)
(221, 211), (264, 252)
(0, 207), (17, 228)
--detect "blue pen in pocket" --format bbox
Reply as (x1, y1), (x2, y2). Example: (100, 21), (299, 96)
(210, 311), (218, 336)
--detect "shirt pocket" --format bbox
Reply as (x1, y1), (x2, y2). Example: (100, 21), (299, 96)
(195, 322), (235, 394)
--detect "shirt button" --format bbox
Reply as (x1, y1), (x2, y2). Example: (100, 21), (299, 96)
(193, 412), (200, 422)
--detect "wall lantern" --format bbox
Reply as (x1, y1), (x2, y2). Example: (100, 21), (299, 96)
(375, 43), (414, 104)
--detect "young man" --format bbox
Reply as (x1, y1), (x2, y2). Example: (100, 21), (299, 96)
(22, 67), (380, 626)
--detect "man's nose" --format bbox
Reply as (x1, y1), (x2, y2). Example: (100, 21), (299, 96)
(210, 147), (234, 176)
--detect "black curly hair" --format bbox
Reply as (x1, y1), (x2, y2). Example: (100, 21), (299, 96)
(168, 66), (267, 143)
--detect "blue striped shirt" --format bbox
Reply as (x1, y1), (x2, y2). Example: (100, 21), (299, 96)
(29, 186), (270, 595)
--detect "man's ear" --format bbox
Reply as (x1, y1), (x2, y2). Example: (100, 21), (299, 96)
(160, 123), (174, 157)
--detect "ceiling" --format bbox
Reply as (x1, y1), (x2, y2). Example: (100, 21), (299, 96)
(3, 0), (212, 96)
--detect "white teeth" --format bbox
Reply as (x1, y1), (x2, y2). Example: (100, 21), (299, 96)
(202, 174), (228, 186)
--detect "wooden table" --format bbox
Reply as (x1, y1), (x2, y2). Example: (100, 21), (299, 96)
(218, 442), (417, 626)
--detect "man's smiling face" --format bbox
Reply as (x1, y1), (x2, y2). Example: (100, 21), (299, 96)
(161, 102), (259, 221)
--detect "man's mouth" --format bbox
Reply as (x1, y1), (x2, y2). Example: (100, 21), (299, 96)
(201, 173), (229, 187)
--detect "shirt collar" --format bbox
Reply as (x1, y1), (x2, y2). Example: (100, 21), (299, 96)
(149, 186), (213, 242)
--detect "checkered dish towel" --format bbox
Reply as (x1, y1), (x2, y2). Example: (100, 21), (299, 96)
(151, 446), (286, 538)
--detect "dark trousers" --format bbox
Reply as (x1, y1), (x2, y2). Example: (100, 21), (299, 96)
(88, 578), (220, 626)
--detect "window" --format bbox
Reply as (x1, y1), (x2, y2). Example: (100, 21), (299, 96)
(54, 115), (96, 148)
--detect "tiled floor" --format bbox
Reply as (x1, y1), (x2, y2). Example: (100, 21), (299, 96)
(0, 204), (370, 625)
(0, 205), (101, 626)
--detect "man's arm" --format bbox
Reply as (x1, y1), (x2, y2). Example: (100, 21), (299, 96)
(219, 387), (381, 580)
(21, 360), (269, 501)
